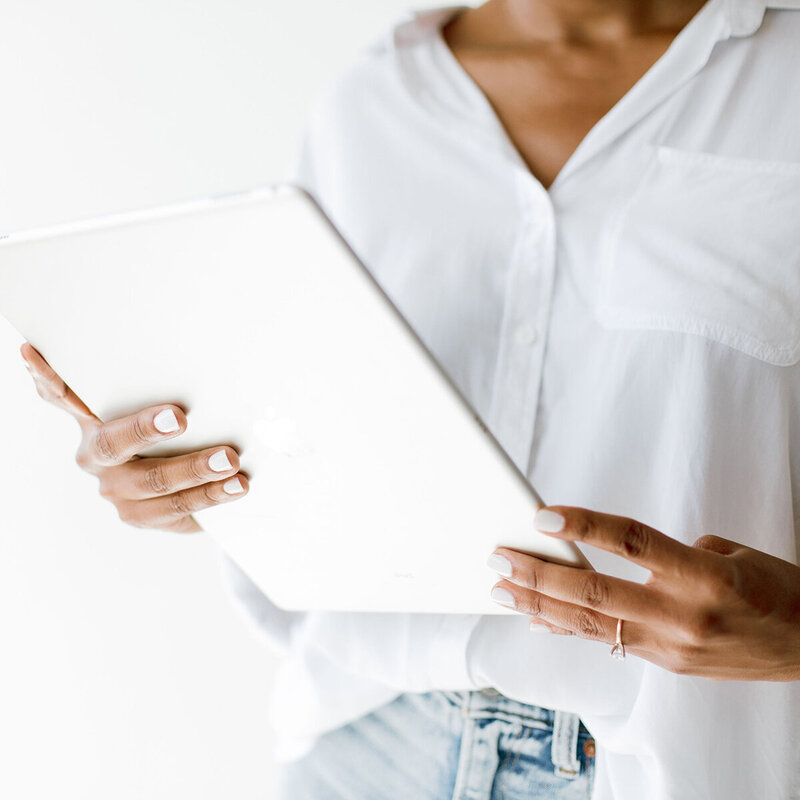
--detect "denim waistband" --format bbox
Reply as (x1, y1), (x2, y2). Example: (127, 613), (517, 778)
(438, 689), (592, 736)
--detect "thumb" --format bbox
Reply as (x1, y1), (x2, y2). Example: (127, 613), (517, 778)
(21, 342), (97, 422)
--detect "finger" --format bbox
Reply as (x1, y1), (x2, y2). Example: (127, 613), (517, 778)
(99, 446), (240, 500)
(117, 474), (249, 528)
(491, 580), (618, 644)
(495, 580), (673, 668)
(83, 405), (187, 467)
(534, 507), (704, 577)
(491, 549), (664, 623)
(21, 342), (96, 421)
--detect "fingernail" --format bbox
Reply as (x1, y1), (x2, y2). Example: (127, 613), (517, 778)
(223, 477), (244, 495)
(486, 553), (513, 577)
(529, 623), (552, 635)
(154, 409), (179, 433)
(208, 449), (233, 472)
(534, 509), (566, 534)
(490, 587), (516, 608)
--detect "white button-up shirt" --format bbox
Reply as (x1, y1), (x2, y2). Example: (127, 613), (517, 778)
(220, 2), (800, 797)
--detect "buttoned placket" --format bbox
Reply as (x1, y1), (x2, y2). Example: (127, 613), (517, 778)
(486, 174), (557, 473)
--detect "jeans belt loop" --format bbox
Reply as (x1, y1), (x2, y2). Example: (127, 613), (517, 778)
(551, 709), (581, 779)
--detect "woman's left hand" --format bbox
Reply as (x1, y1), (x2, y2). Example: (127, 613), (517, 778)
(488, 507), (800, 681)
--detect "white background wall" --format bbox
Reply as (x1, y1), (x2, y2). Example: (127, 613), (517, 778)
(0, 2), (442, 797)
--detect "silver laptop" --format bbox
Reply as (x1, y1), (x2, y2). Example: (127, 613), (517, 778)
(0, 185), (590, 613)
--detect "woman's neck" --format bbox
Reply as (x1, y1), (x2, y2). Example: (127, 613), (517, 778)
(453, 0), (708, 46)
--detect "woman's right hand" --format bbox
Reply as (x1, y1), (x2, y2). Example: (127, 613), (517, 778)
(20, 342), (249, 533)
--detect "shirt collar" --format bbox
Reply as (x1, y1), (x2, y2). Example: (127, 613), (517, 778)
(728, 0), (800, 36)
(725, 0), (767, 35)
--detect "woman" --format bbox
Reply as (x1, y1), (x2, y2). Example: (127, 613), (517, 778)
(21, 0), (800, 797)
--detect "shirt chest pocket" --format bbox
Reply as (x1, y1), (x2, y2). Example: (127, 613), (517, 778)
(596, 145), (800, 366)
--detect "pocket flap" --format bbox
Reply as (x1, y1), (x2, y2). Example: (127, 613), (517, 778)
(597, 146), (800, 366)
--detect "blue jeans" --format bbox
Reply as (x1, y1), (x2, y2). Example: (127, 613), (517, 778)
(276, 689), (596, 799)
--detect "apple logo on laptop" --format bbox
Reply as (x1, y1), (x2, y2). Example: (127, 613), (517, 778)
(251, 406), (315, 457)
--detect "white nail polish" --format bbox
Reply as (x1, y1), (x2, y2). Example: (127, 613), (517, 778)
(534, 509), (566, 534)
(223, 477), (244, 495)
(208, 449), (232, 472)
(154, 409), (179, 433)
(490, 587), (516, 608)
(529, 623), (552, 635)
(486, 553), (513, 577)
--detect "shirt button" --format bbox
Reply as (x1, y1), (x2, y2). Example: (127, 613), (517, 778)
(513, 323), (538, 346)
(583, 739), (596, 758)
(481, 688), (501, 697)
